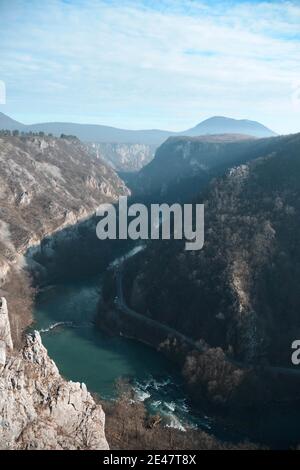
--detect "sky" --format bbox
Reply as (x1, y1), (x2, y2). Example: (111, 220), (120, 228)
(0, 0), (300, 134)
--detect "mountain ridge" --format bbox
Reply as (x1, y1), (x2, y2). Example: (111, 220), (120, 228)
(183, 116), (277, 138)
(129, 133), (288, 201)
(0, 112), (277, 145)
(112, 131), (300, 408)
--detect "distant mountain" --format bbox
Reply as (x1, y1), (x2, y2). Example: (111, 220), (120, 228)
(183, 116), (276, 138)
(0, 112), (276, 144)
(0, 112), (277, 172)
(0, 112), (25, 131)
(27, 122), (174, 145)
(0, 113), (173, 145)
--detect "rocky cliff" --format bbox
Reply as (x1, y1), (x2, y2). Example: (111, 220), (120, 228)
(0, 134), (129, 344)
(87, 142), (155, 172)
(130, 134), (294, 202)
(0, 300), (108, 449)
(0, 134), (129, 449)
(0, 134), (128, 269)
(117, 132), (300, 405)
(127, 133), (300, 364)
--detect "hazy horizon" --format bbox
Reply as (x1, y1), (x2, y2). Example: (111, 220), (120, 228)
(0, 111), (281, 134)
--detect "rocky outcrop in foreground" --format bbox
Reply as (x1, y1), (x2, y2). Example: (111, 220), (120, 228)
(0, 304), (108, 450)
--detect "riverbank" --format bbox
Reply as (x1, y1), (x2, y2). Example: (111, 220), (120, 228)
(97, 250), (300, 449)
(33, 277), (212, 429)
(33, 273), (265, 450)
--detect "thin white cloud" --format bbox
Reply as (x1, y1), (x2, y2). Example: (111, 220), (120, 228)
(0, 0), (299, 133)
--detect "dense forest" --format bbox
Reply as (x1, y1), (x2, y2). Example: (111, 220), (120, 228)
(101, 132), (300, 407)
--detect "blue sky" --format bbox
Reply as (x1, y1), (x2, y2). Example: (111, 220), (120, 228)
(0, 0), (300, 133)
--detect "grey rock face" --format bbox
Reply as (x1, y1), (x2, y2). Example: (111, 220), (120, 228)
(0, 297), (13, 351)
(0, 135), (127, 449)
(0, 134), (129, 286)
(0, 331), (109, 450)
(0, 340), (6, 367)
(87, 142), (155, 172)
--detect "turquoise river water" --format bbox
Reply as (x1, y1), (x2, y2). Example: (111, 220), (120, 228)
(32, 273), (300, 448)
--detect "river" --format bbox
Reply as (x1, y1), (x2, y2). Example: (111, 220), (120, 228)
(33, 274), (216, 433)
(32, 265), (300, 448)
